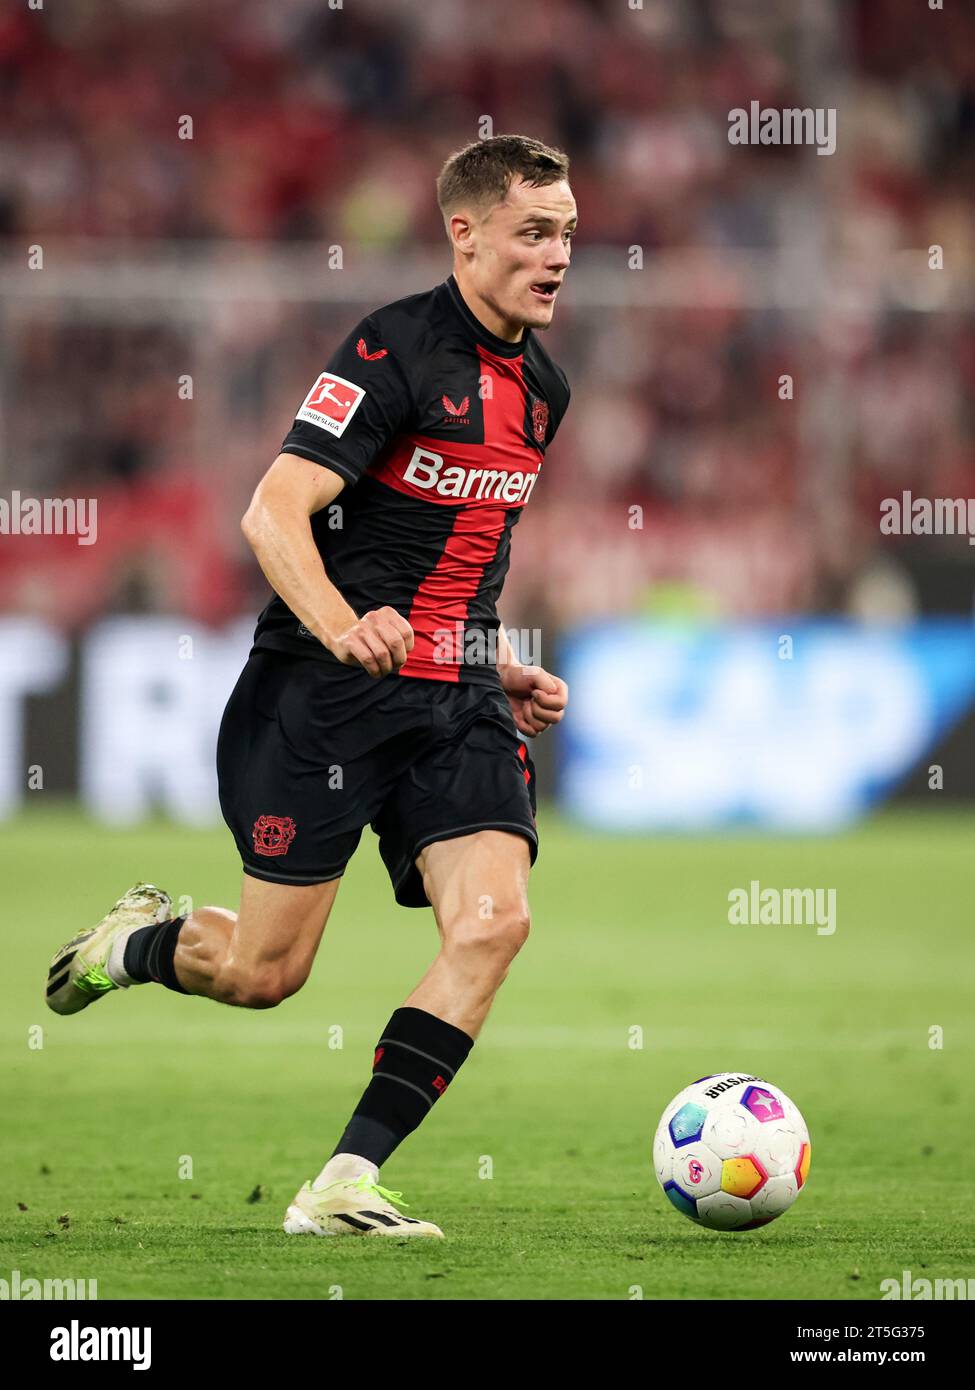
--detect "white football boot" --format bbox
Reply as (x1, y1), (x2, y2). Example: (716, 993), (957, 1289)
(283, 1172), (445, 1238)
(45, 883), (173, 1015)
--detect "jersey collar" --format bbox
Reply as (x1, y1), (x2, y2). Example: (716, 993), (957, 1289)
(445, 274), (531, 358)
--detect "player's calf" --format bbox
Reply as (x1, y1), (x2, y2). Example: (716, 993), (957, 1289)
(172, 876), (341, 1006)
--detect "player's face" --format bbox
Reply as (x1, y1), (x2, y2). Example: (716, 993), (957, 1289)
(474, 176), (576, 335)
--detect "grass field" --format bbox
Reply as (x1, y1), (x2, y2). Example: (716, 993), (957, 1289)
(1, 803), (972, 1301)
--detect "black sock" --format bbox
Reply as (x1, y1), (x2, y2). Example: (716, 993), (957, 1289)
(331, 1007), (474, 1167)
(122, 918), (189, 993)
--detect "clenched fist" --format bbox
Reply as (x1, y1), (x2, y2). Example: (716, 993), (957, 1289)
(328, 606), (415, 678)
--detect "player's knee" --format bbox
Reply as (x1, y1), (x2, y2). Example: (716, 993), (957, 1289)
(448, 904), (531, 967)
(239, 981), (286, 1010)
(501, 906), (531, 956)
(220, 963), (306, 1010)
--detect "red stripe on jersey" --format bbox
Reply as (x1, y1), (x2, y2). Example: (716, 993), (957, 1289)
(373, 346), (533, 678)
(479, 343), (529, 456)
(399, 505), (507, 681)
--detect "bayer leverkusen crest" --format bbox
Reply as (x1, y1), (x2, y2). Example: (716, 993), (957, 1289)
(531, 396), (549, 445)
(252, 815), (297, 857)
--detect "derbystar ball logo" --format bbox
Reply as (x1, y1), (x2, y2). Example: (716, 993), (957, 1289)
(702, 1074), (761, 1099)
(296, 371), (365, 438)
(402, 446), (538, 504)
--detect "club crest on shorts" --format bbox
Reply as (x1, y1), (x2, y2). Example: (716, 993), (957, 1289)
(252, 814), (297, 857)
(530, 396), (549, 445)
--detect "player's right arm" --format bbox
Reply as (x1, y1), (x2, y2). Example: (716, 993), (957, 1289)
(242, 312), (417, 677)
(241, 453), (413, 678)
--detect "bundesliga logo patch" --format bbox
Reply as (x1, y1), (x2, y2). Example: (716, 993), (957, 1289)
(296, 371), (366, 438)
(252, 815), (297, 857)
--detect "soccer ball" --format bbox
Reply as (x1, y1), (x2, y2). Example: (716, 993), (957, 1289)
(652, 1072), (810, 1231)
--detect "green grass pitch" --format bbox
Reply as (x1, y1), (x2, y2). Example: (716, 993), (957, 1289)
(1, 803), (972, 1300)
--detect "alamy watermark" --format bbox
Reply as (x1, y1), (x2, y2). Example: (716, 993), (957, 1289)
(0, 491), (97, 545)
(728, 881), (836, 936)
(50, 1320), (150, 1369)
(728, 101), (836, 156)
(881, 1269), (974, 1300)
(880, 492), (975, 545)
(432, 624), (541, 667)
(1, 1268), (97, 1299)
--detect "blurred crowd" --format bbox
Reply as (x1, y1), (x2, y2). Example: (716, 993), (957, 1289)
(1, 0), (974, 631)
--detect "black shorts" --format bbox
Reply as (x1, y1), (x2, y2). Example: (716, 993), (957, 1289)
(216, 650), (538, 908)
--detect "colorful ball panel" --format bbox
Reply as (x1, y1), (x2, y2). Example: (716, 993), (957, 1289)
(741, 1085), (785, 1122)
(795, 1141), (811, 1189)
(663, 1181), (699, 1220)
(668, 1102), (707, 1147)
(720, 1154), (768, 1200)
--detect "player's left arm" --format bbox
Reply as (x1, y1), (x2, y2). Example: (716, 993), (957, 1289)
(496, 622), (569, 738)
(496, 368), (571, 736)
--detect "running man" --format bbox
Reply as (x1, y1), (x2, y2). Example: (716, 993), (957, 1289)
(46, 134), (575, 1239)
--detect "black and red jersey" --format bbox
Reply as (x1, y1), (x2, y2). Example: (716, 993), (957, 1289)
(251, 273), (570, 685)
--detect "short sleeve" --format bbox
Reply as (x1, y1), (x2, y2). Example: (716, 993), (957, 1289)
(547, 367), (571, 444)
(279, 315), (414, 486)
